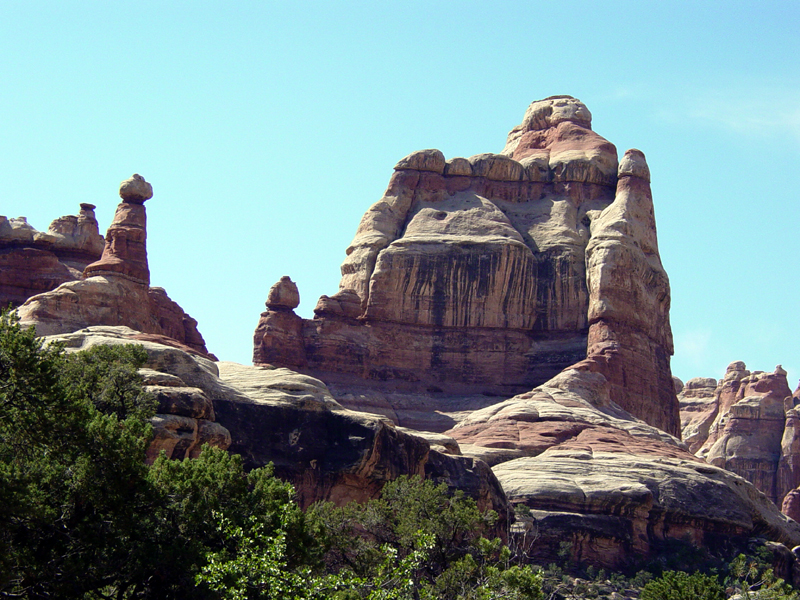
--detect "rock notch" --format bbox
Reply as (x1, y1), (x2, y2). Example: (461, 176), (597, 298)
(254, 96), (680, 436)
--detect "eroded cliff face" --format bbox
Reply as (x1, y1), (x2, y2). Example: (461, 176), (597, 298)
(254, 96), (680, 436)
(679, 363), (800, 508)
(15, 175), (212, 358)
(0, 203), (104, 306)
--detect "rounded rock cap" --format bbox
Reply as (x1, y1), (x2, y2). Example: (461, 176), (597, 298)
(520, 95), (592, 131)
(266, 275), (300, 310)
(119, 174), (153, 203)
(618, 149), (650, 182)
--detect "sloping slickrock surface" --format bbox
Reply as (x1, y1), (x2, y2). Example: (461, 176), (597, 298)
(43, 326), (230, 463)
(254, 96), (679, 436)
(446, 368), (800, 568)
(17, 175), (211, 357)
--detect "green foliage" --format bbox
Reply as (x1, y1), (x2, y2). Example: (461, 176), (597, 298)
(306, 476), (542, 600)
(0, 311), (156, 598)
(0, 311), (315, 599)
(725, 552), (800, 599)
(640, 571), (725, 600)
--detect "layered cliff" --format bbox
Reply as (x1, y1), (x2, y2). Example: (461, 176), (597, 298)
(254, 96), (680, 436)
(1, 203), (104, 306)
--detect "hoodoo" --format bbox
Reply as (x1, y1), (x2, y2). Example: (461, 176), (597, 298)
(16, 174), (212, 357)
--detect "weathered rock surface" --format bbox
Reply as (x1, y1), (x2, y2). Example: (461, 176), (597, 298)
(446, 367), (800, 568)
(579, 149), (678, 435)
(0, 204), (104, 307)
(43, 326), (509, 519)
(679, 363), (800, 508)
(42, 327), (230, 463)
(677, 377), (718, 453)
(254, 96), (679, 436)
(16, 175), (212, 357)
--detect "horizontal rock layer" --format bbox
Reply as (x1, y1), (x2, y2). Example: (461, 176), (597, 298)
(0, 204), (104, 307)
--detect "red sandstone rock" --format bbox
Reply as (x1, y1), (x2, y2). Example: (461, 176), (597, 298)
(84, 175), (151, 284)
(254, 97), (677, 436)
(579, 149), (679, 436)
(0, 205), (104, 307)
(783, 489), (800, 522)
(680, 363), (799, 507)
(16, 175), (212, 357)
(443, 367), (800, 569)
(678, 377), (719, 453)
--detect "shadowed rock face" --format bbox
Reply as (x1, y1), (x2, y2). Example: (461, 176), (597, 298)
(0, 204), (105, 306)
(42, 326), (509, 524)
(16, 175), (212, 357)
(254, 96), (680, 436)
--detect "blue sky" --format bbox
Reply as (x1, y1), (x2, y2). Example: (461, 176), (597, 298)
(2, 1), (798, 389)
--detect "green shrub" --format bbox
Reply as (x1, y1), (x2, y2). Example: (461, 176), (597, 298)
(640, 570), (725, 600)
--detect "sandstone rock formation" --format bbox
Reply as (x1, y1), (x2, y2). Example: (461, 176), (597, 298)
(679, 363), (800, 507)
(43, 326), (230, 462)
(249, 96), (800, 568)
(254, 96), (680, 436)
(16, 175), (212, 357)
(1, 204), (104, 307)
(446, 367), (800, 569)
(44, 326), (508, 520)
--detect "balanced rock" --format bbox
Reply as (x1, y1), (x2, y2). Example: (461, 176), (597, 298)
(118, 173), (154, 203)
(83, 175), (152, 284)
(266, 275), (300, 310)
(16, 176), (212, 357)
(254, 96), (680, 436)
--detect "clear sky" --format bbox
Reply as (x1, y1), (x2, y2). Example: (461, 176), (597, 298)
(2, 1), (798, 389)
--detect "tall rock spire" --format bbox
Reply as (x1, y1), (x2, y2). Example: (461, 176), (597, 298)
(83, 174), (152, 284)
(580, 149), (680, 435)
